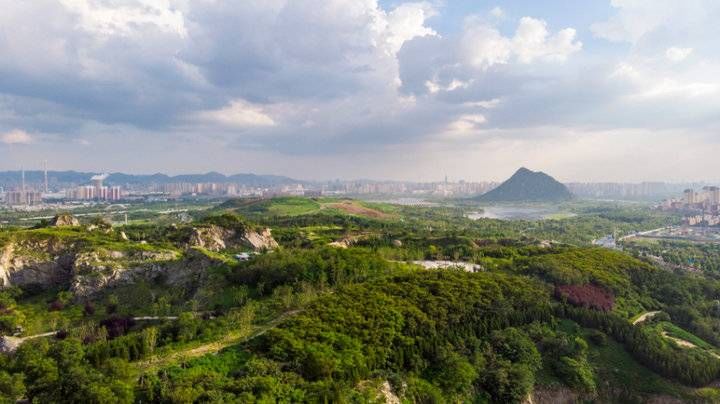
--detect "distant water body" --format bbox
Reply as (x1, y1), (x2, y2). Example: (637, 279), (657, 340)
(467, 206), (575, 221)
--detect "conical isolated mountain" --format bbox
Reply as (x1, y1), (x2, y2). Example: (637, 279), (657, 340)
(476, 167), (573, 202)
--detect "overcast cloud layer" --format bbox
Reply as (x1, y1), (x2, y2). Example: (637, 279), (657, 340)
(1, 0), (719, 182)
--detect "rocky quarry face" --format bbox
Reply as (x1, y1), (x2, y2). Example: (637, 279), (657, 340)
(49, 213), (80, 227)
(0, 223), (279, 297)
(0, 240), (74, 288)
(188, 225), (279, 252)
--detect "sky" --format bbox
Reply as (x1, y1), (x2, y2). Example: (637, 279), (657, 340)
(0, 0), (719, 182)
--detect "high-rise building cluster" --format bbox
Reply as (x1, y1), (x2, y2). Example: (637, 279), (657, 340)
(320, 180), (497, 196)
(1, 167), (44, 206)
(662, 186), (720, 210)
(567, 182), (693, 200)
(4, 190), (43, 206)
(660, 186), (720, 227)
(143, 182), (263, 197)
(65, 174), (123, 201)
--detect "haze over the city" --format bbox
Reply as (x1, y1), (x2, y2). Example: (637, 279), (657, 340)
(1, 0), (719, 182)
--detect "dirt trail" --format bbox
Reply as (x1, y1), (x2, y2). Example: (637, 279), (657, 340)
(135, 310), (299, 372)
(133, 316), (179, 321)
(632, 311), (661, 325)
(0, 331), (58, 354)
(661, 332), (697, 348)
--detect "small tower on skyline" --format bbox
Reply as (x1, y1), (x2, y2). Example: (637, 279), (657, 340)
(43, 160), (48, 194)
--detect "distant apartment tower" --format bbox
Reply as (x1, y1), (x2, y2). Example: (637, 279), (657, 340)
(66, 174), (123, 201)
(109, 186), (122, 201)
(5, 190), (42, 206)
(707, 186), (720, 205)
(684, 189), (697, 204)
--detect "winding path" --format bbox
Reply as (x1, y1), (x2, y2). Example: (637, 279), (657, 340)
(135, 310), (300, 372)
(632, 311), (661, 325)
(0, 331), (58, 353)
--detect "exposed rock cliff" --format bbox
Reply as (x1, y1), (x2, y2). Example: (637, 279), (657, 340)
(0, 239), (74, 288)
(49, 213), (80, 227)
(70, 249), (182, 296)
(188, 225), (278, 252)
(0, 236), (185, 296)
(0, 221), (278, 296)
(242, 228), (279, 251)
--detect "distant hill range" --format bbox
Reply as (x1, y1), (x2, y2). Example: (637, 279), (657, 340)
(0, 171), (302, 187)
(475, 167), (573, 202)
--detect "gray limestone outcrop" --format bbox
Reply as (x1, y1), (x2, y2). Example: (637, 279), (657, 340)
(0, 222), (278, 297)
(49, 213), (80, 227)
(187, 225), (278, 252)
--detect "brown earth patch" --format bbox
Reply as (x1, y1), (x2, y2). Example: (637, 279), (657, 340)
(325, 201), (391, 219)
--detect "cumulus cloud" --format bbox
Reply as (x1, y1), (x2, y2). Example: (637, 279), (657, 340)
(1, 129), (33, 145)
(0, 0), (719, 180)
(512, 18), (582, 63)
(381, 2), (438, 55)
(460, 24), (513, 70)
(460, 17), (581, 70)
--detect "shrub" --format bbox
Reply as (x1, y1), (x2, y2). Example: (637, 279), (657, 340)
(48, 300), (64, 311)
(100, 316), (136, 339)
(587, 330), (607, 346)
(555, 284), (614, 312)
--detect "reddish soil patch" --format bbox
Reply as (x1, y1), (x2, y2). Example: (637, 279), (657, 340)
(326, 201), (391, 219)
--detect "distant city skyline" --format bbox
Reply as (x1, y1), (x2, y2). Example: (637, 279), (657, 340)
(0, 168), (717, 186)
(1, 1), (719, 181)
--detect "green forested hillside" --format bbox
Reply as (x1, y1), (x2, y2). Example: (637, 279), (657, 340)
(0, 198), (717, 403)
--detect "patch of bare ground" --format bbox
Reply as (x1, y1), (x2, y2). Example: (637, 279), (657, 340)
(325, 201), (392, 219)
(526, 387), (579, 404)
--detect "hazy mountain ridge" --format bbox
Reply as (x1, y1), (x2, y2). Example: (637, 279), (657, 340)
(476, 167), (573, 202)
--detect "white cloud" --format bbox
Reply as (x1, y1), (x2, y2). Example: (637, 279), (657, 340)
(513, 18), (582, 63)
(464, 98), (502, 109)
(611, 60), (718, 101)
(1, 129), (33, 145)
(196, 100), (276, 128)
(59, 0), (187, 37)
(665, 47), (693, 62)
(425, 78), (471, 93)
(461, 17), (581, 69)
(1, 0), (719, 180)
(448, 114), (487, 133)
(382, 3), (438, 55)
(461, 23), (512, 69)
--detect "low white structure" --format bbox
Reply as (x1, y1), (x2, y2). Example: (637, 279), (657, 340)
(410, 260), (483, 273)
